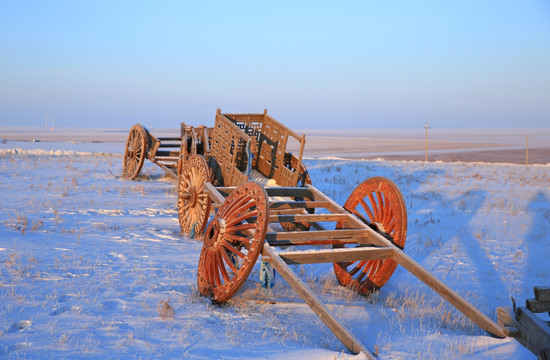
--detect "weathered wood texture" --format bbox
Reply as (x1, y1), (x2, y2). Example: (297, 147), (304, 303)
(535, 287), (550, 302)
(220, 109), (306, 188)
(526, 298), (550, 313)
(276, 247), (394, 265)
(497, 305), (550, 358)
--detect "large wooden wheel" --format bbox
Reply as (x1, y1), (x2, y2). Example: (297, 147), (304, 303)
(178, 155), (211, 237)
(197, 181), (269, 303)
(333, 177), (407, 296)
(122, 124), (147, 179)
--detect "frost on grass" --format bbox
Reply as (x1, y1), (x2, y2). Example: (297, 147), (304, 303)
(0, 151), (545, 359)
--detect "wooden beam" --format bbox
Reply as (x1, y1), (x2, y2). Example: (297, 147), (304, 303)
(275, 247), (394, 265)
(261, 243), (376, 359)
(269, 200), (331, 209)
(268, 238), (373, 247)
(268, 213), (352, 224)
(264, 187), (314, 198)
(516, 306), (550, 356)
(526, 298), (550, 313)
(535, 286), (550, 301)
(265, 229), (369, 242)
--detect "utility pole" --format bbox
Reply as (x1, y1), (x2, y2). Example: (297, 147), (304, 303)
(424, 122), (430, 162)
(526, 135), (529, 165)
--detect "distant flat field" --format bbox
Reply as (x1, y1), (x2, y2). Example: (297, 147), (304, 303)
(1, 126), (549, 164)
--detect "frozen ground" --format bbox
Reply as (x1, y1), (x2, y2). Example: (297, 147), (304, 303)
(1, 139), (549, 359)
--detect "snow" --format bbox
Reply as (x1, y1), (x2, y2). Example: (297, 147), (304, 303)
(1, 139), (548, 359)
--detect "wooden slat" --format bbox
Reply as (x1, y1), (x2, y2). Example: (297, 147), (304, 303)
(276, 247), (394, 265)
(516, 306), (550, 356)
(268, 213), (352, 223)
(526, 298), (550, 313)
(268, 238), (372, 247)
(264, 187), (314, 198)
(157, 137), (181, 141)
(157, 143), (181, 148)
(270, 208), (313, 216)
(155, 150), (180, 157)
(261, 243), (375, 359)
(265, 229), (369, 242)
(269, 200), (331, 209)
(153, 156), (179, 162)
(535, 286), (550, 301)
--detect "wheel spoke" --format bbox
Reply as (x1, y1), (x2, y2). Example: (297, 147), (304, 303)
(359, 198), (375, 223)
(222, 240), (246, 259)
(334, 177), (407, 296)
(220, 248), (239, 274)
(224, 233), (251, 244)
(226, 223), (257, 234)
(225, 209), (258, 228)
(217, 251), (231, 283)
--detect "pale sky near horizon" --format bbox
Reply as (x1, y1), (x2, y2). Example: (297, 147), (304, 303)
(1, 1), (549, 130)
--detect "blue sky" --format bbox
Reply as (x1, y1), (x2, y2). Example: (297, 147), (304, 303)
(1, 1), (549, 129)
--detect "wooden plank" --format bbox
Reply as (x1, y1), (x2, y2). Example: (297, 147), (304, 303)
(268, 213), (352, 223)
(157, 143), (181, 148)
(268, 238), (372, 247)
(535, 287), (550, 302)
(516, 306), (550, 356)
(265, 229), (369, 242)
(269, 200), (331, 209)
(153, 156), (179, 162)
(264, 187), (314, 198)
(157, 137), (181, 141)
(497, 306), (526, 339)
(155, 150), (180, 157)
(261, 243), (375, 359)
(276, 247), (394, 265)
(270, 208), (312, 216)
(526, 298), (550, 313)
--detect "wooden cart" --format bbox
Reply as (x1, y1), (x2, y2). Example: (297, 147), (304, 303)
(124, 109), (507, 357)
(122, 122), (212, 180)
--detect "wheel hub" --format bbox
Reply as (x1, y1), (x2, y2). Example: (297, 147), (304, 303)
(204, 218), (226, 248)
(187, 186), (198, 207)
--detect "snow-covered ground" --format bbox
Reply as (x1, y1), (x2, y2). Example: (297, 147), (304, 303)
(1, 142), (548, 359)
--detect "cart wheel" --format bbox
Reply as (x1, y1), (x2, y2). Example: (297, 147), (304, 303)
(122, 124), (147, 179)
(333, 177), (407, 296)
(178, 155), (211, 237)
(197, 181), (268, 303)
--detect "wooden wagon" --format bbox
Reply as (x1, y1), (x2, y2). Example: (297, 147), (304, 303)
(123, 109), (506, 358)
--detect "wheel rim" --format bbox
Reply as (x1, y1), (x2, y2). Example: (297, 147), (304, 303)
(197, 181), (268, 303)
(122, 124), (146, 179)
(178, 155), (211, 236)
(333, 177), (407, 295)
